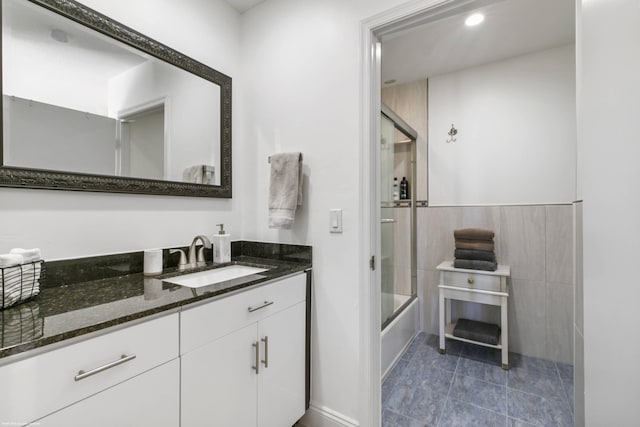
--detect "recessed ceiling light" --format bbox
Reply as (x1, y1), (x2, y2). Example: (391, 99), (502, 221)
(50, 29), (69, 43)
(465, 13), (484, 27)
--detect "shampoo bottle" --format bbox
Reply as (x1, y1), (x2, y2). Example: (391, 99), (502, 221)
(213, 223), (231, 263)
(400, 177), (409, 200)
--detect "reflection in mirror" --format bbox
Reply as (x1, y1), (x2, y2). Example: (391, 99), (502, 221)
(0, 0), (231, 196)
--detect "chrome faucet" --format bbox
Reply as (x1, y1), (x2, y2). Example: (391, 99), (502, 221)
(169, 235), (212, 270)
(188, 235), (212, 266)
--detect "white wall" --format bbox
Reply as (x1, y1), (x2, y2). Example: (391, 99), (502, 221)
(238, 0), (408, 424)
(0, 0), (241, 260)
(3, 96), (116, 175)
(579, 0), (640, 424)
(428, 45), (576, 206)
(109, 60), (221, 183)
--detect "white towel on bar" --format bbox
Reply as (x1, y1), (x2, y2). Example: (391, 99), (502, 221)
(0, 254), (24, 268)
(10, 248), (41, 264)
(268, 152), (303, 229)
(182, 165), (215, 185)
(183, 165), (204, 184)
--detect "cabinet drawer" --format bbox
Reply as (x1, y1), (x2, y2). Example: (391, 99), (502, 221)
(29, 359), (180, 427)
(442, 270), (503, 292)
(181, 273), (306, 355)
(0, 313), (178, 425)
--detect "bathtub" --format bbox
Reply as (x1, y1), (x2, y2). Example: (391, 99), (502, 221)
(381, 295), (419, 379)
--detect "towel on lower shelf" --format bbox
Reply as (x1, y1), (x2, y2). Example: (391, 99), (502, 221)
(268, 152), (303, 229)
(454, 228), (495, 241)
(453, 318), (501, 345)
(454, 259), (497, 271)
(454, 239), (495, 252)
(454, 249), (496, 263)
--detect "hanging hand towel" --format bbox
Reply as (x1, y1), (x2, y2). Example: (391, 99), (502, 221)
(269, 152), (303, 229)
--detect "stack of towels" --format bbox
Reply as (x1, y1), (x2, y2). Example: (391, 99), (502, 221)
(453, 228), (497, 271)
(0, 248), (42, 309)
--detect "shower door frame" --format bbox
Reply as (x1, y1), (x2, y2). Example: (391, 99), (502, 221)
(380, 104), (418, 331)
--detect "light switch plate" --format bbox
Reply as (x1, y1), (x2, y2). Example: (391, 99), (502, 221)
(330, 209), (342, 233)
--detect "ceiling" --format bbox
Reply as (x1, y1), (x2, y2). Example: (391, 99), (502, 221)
(381, 0), (575, 85)
(224, 0), (265, 13)
(3, 0), (147, 77)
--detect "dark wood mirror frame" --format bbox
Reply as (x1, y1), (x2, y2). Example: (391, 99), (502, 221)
(0, 0), (232, 197)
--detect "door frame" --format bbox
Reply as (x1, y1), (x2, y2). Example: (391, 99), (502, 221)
(358, 1), (489, 425)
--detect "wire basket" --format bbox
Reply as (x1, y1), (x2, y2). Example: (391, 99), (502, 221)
(0, 301), (44, 347)
(1, 260), (43, 310)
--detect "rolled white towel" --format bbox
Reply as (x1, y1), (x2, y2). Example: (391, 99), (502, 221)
(10, 248), (41, 263)
(0, 254), (24, 268)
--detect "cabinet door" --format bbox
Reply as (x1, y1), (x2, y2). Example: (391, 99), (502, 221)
(30, 359), (179, 427)
(258, 302), (307, 427)
(181, 322), (259, 427)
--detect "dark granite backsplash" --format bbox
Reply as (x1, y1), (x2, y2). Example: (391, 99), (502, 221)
(43, 241), (310, 288)
(232, 241), (312, 263)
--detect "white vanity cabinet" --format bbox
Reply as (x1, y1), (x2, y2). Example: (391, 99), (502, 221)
(180, 273), (308, 427)
(0, 313), (179, 426)
(30, 359), (179, 427)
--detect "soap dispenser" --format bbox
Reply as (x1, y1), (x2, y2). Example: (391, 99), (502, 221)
(213, 223), (231, 263)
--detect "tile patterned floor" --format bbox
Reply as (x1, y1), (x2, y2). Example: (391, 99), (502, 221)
(382, 333), (574, 427)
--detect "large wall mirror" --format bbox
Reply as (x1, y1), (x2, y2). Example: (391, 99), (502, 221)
(0, 0), (231, 197)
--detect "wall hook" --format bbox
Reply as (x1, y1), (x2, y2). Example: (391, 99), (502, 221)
(446, 124), (458, 143)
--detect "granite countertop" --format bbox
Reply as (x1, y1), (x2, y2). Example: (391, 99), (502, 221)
(0, 242), (311, 360)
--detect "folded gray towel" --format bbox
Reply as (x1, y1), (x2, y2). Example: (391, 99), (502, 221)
(268, 152), (303, 229)
(455, 239), (495, 252)
(454, 228), (495, 241)
(453, 259), (497, 271)
(454, 249), (496, 262)
(453, 318), (501, 345)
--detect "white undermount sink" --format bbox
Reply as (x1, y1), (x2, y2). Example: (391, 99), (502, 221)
(164, 265), (269, 288)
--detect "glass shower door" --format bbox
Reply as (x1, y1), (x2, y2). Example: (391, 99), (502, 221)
(380, 114), (395, 327)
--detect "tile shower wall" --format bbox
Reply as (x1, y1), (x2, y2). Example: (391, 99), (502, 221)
(418, 204), (575, 364)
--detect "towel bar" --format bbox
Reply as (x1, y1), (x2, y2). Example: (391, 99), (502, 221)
(268, 153), (303, 163)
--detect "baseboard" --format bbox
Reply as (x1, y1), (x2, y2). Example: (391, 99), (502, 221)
(298, 403), (360, 427)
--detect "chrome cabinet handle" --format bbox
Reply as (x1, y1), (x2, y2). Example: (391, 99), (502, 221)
(248, 301), (274, 312)
(74, 354), (136, 382)
(252, 341), (260, 374)
(261, 336), (269, 368)
(381, 218), (396, 223)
